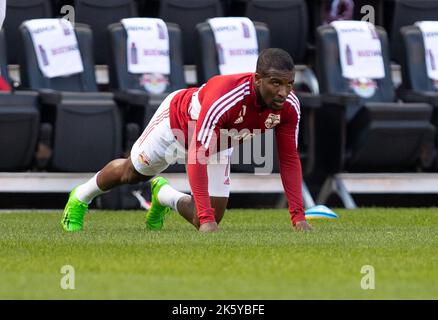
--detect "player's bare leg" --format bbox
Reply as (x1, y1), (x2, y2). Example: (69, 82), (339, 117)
(96, 156), (151, 191)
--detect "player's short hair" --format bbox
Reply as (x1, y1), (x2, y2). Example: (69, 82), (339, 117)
(256, 48), (295, 75)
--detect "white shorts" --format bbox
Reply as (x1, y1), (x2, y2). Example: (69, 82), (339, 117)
(131, 90), (233, 197)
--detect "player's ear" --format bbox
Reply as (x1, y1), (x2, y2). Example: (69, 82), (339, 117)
(254, 73), (262, 87)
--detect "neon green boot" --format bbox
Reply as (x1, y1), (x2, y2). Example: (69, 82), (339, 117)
(146, 177), (171, 230)
(61, 187), (88, 232)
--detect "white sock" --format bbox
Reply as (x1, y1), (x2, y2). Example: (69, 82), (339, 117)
(75, 172), (108, 204)
(157, 184), (188, 211)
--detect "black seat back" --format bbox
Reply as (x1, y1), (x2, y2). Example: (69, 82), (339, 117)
(108, 20), (187, 174)
(19, 21), (123, 172)
(19, 22), (98, 92)
(0, 92), (40, 171)
(390, 0), (438, 63)
(0, 30), (10, 82)
(4, 0), (53, 64)
(315, 24), (435, 172)
(400, 24), (438, 93)
(399, 24), (438, 170)
(51, 99), (122, 172)
(244, 0), (308, 64)
(316, 25), (395, 106)
(108, 21), (186, 93)
(75, 0), (138, 65)
(159, 0), (223, 65)
(0, 30), (40, 171)
(195, 20), (270, 84)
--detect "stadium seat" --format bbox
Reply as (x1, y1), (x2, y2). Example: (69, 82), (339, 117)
(108, 21), (186, 172)
(399, 24), (438, 169)
(195, 20), (320, 175)
(244, 0), (308, 65)
(390, 0), (438, 64)
(108, 21), (185, 117)
(195, 20), (270, 84)
(136, 0), (160, 17)
(0, 29), (40, 171)
(3, 0), (53, 64)
(0, 91), (40, 171)
(18, 22), (123, 172)
(315, 24), (435, 174)
(243, 0), (321, 176)
(220, 0), (247, 16)
(74, 0), (138, 65)
(241, 0), (319, 95)
(53, 1), (75, 13)
(158, 0), (223, 65)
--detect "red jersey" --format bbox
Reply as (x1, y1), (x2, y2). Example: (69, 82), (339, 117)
(169, 72), (305, 226)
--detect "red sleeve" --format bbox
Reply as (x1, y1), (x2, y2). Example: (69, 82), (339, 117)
(186, 129), (216, 225)
(275, 95), (306, 225)
(186, 77), (248, 225)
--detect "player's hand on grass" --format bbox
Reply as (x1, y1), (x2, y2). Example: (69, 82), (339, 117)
(294, 220), (313, 232)
(199, 221), (219, 233)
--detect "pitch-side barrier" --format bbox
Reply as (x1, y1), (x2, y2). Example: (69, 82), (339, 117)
(317, 173), (438, 209)
(0, 172), (316, 209)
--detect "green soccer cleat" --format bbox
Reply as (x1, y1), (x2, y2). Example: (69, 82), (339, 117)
(61, 187), (88, 232)
(146, 177), (171, 230)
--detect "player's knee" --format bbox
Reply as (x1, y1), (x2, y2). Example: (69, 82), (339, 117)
(121, 158), (148, 184)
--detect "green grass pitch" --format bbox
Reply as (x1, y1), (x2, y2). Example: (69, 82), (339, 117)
(1, 208), (437, 299)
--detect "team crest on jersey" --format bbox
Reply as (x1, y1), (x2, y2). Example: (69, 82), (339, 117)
(138, 151), (151, 166)
(265, 113), (281, 129)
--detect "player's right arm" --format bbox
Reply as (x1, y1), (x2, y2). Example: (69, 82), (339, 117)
(186, 77), (250, 230)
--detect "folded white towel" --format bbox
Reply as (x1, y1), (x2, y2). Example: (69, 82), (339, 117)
(121, 18), (170, 75)
(416, 21), (438, 81)
(331, 20), (385, 79)
(23, 18), (84, 78)
(0, 0), (6, 30)
(208, 17), (259, 75)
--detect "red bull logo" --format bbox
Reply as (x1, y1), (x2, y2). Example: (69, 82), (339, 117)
(349, 78), (377, 98)
(140, 73), (169, 95)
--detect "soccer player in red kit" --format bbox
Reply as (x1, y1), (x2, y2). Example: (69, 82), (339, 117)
(61, 48), (312, 233)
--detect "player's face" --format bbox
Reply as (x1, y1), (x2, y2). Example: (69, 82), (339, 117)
(255, 69), (295, 110)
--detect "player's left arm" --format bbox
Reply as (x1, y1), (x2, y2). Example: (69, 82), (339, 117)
(275, 96), (312, 231)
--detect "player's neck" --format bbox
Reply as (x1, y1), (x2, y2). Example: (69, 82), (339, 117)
(254, 85), (268, 110)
